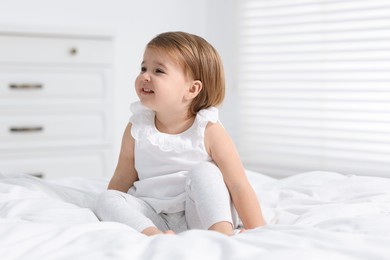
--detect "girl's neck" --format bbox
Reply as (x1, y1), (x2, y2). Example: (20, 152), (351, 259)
(154, 112), (195, 135)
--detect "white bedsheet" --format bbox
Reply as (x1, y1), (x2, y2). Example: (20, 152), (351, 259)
(1, 171), (390, 260)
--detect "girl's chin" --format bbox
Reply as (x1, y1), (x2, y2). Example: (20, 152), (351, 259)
(139, 100), (154, 110)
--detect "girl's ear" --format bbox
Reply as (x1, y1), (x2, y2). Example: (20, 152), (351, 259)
(186, 80), (202, 100)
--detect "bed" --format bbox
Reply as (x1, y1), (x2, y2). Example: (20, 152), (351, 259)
(1, 170), (390, 260)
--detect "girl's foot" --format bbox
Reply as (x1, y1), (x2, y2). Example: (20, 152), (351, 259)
(164, 230), (175, 235)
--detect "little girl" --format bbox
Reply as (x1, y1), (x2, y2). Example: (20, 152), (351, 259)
(95, 31), (265, 236)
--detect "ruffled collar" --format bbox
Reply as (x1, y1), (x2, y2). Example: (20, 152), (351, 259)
(130, 101), (219, 153)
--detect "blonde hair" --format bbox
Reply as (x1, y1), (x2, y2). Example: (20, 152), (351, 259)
(146, 31), (225, 116)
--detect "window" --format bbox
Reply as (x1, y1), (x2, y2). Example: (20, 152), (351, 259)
(236, 0), (390, 177)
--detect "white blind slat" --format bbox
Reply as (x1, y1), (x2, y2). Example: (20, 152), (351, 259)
(239, 81), (390, 90)
(240, 100), (390, 112)
(242, 19), (390, 35)
(241, 1), (390, 25)
(237, 0), (390, 178)
(239, 71), (390, 81)
(240, 40), (390, 54)
(241, 29), (390, 45)
(239, 61), (390, 71)
(240, 126), (390, 144)
(241, 0), (390, 12)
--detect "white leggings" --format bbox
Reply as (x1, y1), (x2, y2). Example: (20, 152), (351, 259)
(94, 162), (239, 233)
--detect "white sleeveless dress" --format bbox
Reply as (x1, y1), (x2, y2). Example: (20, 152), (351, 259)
(128, 101), (219, 214)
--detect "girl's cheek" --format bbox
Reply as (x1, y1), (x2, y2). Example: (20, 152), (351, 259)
(135, 77), (141, 88)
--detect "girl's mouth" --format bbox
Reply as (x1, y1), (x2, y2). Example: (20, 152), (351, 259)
(142, 88), (154, 94)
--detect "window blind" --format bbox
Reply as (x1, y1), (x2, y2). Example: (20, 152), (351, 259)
(236, 0), (390, 178)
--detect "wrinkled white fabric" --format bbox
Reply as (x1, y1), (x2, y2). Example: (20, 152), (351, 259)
(1, 171), (390, 260)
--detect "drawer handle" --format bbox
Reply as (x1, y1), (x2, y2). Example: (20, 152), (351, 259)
(9, 83), (43, 90)
(9, 126), (44, 133)
(69, 47), (78, 56)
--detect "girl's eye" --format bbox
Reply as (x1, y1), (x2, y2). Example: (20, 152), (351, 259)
(155, 68), (164, 74)
(140, 67), (146, 73)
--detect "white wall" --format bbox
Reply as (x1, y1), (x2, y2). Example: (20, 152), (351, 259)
(0, 0), (236, 168)
(203, 0), (238, 138)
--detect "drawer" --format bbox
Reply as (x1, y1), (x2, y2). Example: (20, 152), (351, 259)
(0, 34), (112, 65)
(0, 68), (106, 102)
(0, 111), (108, 149)
(0, 150), (111, 179)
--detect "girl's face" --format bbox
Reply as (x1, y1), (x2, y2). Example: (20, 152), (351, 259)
(135, 47), (194, 114)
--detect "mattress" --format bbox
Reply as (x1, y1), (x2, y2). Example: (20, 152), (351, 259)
(1, 170), (390, 260)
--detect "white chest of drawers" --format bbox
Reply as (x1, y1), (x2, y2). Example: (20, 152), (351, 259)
(0, 28), (114, 179)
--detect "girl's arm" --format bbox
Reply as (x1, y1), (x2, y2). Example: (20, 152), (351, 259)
(205, 122), (265, 229)
(107, 123), (139, 192)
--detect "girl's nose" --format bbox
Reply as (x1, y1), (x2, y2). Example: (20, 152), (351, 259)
(141, 72), (151, 82)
